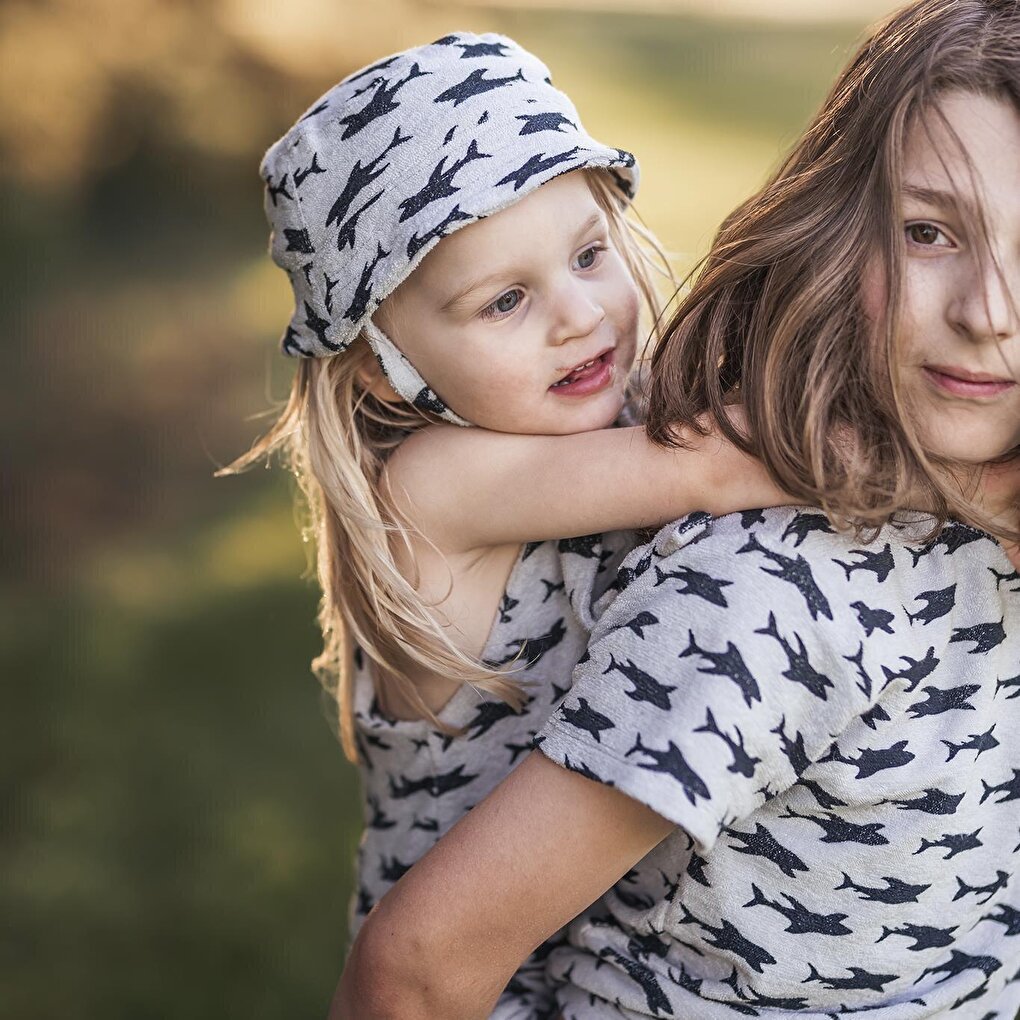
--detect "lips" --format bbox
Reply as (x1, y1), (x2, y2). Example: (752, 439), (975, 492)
(923, 364), (1017, 399)
(552, 347), (614, 386)
(549, 347), (615, 397)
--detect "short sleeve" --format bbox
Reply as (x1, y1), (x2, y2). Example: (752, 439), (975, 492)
(535, 511), (887, 853)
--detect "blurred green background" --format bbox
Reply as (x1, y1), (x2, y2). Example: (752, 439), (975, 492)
(4, 1), (900, 1016)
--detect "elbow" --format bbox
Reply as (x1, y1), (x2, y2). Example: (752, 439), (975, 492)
(332, 911), (463, 1020)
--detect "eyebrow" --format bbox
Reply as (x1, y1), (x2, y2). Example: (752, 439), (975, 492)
(901, 183), (970, 216)
(439, 210), (606, 312)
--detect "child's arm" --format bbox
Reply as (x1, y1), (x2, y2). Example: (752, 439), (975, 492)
(384, 417), (793, 554)
(331, 751), (670, 1020)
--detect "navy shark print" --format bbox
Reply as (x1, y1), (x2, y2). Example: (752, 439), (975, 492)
(325, 126), (411, 250)
(906, 583), (957, 626)
(536, 508), (1019, 1018)
(496, 147), (583, 191)
(433, 67), (527, 107)
(397, 139), (492, 222)
(516, 111), (577, 135)
(338, 63), (431, 140)
(341, 243), (389, 323)
(406, 203), (473, 259)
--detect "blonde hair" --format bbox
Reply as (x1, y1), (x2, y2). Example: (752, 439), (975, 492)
(218, 169), (673, 762)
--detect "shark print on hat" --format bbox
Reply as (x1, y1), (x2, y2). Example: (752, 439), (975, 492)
(536, 507), (1020, 1018)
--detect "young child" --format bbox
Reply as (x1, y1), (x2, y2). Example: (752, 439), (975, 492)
(218, 32), (788, 1020)
(336, 2), (1020, 1017)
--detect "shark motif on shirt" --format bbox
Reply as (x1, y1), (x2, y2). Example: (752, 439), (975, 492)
(914, 828), (984, 859)
(836, 872), (931, 904)
(679, 630), (762, 707)
(942, 725), (998, 761)
(755, 612), (834, 700)
(723, 823), (809, 880)
(603, 654), (676, 710)
(905, 583), (957, 626)
(914, 948), (1002, 984)
(626, 735), (711, 806)
(834, 543), (895, 583)
(653, 563), (732, 606)
(737, 532), (833, 620)
(876, 921), (959, 951)
(743, 884), (853, 936)
(694, 707), (760, 778)
(850, 600), (895, 637)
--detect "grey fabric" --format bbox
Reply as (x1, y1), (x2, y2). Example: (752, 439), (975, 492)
(349, 530), (636, 1018)
(260, 31), (638, 426)
(362, 321), (471, 426)
(536, 508), (1020, 1018)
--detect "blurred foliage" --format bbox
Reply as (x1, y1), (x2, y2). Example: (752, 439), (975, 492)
(3, 1), (894, 1016)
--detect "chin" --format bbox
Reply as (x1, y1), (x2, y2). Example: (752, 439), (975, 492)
(914, 400), (1020, 466)
(923, 432), (1020, 466)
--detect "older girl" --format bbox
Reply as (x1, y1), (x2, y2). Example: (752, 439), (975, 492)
(338, 2), (1020, 1017)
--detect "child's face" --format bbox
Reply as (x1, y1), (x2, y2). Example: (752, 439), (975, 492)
(374, 171), (640, 434)
(883, 89), (1020, 463)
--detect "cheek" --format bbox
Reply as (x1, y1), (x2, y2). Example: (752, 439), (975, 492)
(456, 352), (534, 406)
(862, 260), (928, 374)
(860, 261), (887, 328)
(608, 272), (640, 344)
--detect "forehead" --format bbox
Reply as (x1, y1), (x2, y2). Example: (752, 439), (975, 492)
(903, 90), (1020, 217)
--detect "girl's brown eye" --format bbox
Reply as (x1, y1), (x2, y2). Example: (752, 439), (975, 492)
(908, 223), (941, 245)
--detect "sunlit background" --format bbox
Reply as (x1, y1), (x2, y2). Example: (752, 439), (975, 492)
(5, 0), (901, 1015)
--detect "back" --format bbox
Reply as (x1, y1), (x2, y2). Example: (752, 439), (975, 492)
(536, 508), (1020, 1018)
(351, 529), (634, 1018)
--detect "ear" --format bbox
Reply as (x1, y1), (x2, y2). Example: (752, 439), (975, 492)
(356, 356), (401, 403)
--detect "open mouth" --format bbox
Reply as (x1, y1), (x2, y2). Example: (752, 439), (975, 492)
(550, 349), (615, 396)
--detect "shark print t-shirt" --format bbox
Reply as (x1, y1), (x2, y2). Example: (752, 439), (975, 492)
(535, 508), (1020, 1019)
(349, 530), (634, 1020)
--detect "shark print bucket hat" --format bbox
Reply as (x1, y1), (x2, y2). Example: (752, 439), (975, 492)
(260, 31), (639, 425)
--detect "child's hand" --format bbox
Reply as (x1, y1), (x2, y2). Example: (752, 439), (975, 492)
(692, 405), (797, 518)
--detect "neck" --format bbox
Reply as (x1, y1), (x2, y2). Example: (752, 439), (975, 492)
(947, 459), (1020, 564)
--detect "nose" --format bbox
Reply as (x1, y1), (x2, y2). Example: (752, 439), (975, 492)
(950, 254), (1019, 345)
(548, 276), (606, 347)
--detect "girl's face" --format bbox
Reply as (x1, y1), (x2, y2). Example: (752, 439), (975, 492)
(884, 90), (1020, 463)
(373, 171), (640, 434)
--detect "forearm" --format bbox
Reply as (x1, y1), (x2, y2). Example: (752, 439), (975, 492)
(329, 753), (672, 1020)
(395, 421), (795, 554)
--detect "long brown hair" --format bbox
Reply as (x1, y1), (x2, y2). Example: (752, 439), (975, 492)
(647, 0), (1020, 540)
(217, 169), (673, 762)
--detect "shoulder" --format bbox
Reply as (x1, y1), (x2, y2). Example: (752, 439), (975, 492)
(598, 507), (842, 611)
(595, 507), (1002, 637)
(593, 508), (1014, 670)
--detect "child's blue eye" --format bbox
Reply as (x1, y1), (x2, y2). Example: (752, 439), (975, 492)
(482, 289), (522, 320)
(575, 245), (606, 270)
